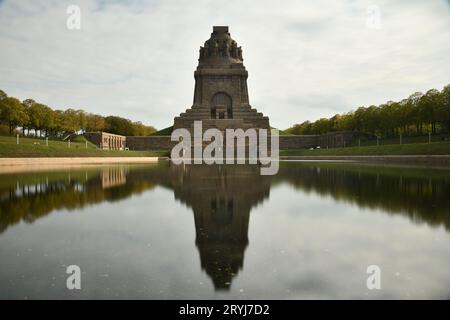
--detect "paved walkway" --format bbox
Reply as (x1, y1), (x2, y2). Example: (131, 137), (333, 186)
(0, 157), (166, 173)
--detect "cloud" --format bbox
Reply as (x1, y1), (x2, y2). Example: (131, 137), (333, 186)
(0, 0), (449, 130)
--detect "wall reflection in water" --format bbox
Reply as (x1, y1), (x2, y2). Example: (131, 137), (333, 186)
(1, 162), (450, 291)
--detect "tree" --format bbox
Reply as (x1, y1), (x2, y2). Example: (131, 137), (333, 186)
(22, 98), (36, 135)
(61, 109), (81, 134)
(86, 113), (106, 132)
(419, 89), (440, 134)
(27, 102), (46, 136)
(312, 118), (331, 134)
(0, 90), (157, 138)
(407, 92), (423, 134)
(0, 90), (7, 100)
(399, 98), (414, 135)
(105, 116), (135, 136)
(52, 110), (65, 137)
(283, 84), (450, 137)
(131, 121), (156, 136)
(0, 97), (29, 135)
(76, 110), (87, 133)
(41, 105), (55, 137)
(439, 85), (450, 131)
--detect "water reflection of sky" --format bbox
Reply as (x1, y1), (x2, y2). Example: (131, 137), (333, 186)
(0, 163), (449, 299)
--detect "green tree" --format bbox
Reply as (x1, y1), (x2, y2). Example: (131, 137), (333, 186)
(76, 110), (87, 133)
(86, 113), (106, 132)
(105, 116), (135, 136)
(0, 90), (157, 138)
(27, 102), (47, 136)
(22, 98), (36, 135)
(419, 89), (440, 134)
(41, 105), (55, 137)
(284, 85), (450, 138)
(440, 85), (450, 131)
(61, 109), (81, 134)
(52, 110), (65, 137)
(132, 121), (157, 136)
(407, 92), (423, 134)
(0, 90), (7, 100)
(0, 97), (29, 135)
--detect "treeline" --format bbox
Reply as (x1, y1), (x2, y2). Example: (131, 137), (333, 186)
(286, 85), (450, 137)
(0, 89), (156, 137)
(0, 169), (157, 234)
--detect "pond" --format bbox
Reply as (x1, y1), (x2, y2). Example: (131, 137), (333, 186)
(0, 161), (449, 299)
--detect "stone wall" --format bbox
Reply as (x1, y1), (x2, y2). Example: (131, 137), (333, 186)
(316, 131), (373, 148)
(84, 132), (102, 147)
(87, 131), (371, 151)
(279, 135), (318, 149)
(84, 132), (126, 150)
(279, 131), (372, 149)
(125, 136), (173, 150)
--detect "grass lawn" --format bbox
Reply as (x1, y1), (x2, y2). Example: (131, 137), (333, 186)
(4, 135), (449, 158)
(150, 126), (173, 136)
(280, 141), (450, 156)
(0, 135), (169, 158)
(349, 133), (450, 147)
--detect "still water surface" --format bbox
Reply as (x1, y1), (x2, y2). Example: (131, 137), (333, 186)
(0, 161), (449, 299)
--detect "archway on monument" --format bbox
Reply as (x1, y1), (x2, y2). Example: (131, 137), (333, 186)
(211, 92), (232, 119)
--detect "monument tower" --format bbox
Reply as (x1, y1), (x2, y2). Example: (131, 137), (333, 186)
(173, 26), (270, 132)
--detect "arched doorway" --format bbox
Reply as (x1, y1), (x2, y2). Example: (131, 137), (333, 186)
(211, 92), (232, 119)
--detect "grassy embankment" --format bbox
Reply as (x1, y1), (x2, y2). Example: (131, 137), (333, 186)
(150, 126), (173, 136)
(0, 135), (168, 158)
(6, 133), (448, 158)
(280, 141), (450, 156)
(348, 133), (450, 147)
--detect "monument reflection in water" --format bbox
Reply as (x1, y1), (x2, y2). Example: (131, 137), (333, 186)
(1, 161), (450, 298)
(169, 165), (271, 290)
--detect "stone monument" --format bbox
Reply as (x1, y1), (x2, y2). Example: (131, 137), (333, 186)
(173, 26), (270, 133)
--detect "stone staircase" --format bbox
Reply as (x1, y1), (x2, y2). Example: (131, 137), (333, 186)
(174, 104), (269, 131)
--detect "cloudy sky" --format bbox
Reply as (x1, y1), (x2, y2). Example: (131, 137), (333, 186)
(0, 0), (449, 130)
